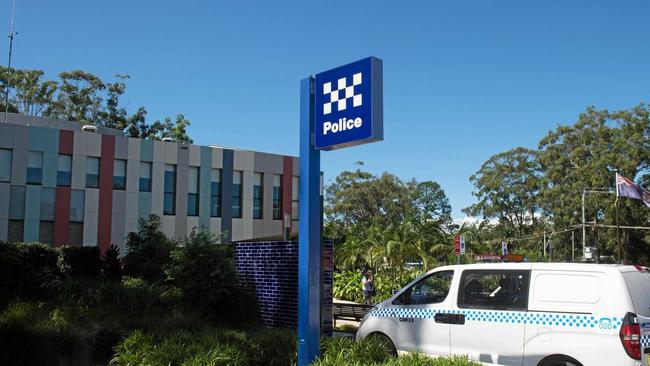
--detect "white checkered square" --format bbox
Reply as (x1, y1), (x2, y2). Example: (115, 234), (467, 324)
(323, 73), (362, 115)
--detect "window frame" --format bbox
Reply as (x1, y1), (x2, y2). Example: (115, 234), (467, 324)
(187, 166), (199, 217)
(86, 157), (100, 188)
(392, 270), (454, 306)
(163, 164), (176, 215)
(113, 159), (127, 190)
(57, 154), (72, 187)
(210, 168), (221, 218)
(139, 162), (152, 192)
(457, 269), (531, 311)
(26, 151), (43, 185)
(232, 170), (242, 219)
(272, 174), (282, 220)
(253, 172), (263, 219)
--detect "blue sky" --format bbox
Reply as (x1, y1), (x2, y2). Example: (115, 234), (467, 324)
(3, 0), (649, 218)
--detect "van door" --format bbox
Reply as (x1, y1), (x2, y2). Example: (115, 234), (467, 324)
(622, 270), (650, 365)
(450, 269), (530, 366)
(390, 270), (454, 356)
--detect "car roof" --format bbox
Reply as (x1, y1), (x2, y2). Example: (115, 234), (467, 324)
(431, 262), (635, 274)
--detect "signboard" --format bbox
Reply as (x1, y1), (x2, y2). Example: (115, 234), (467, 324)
(314, 57), (383, 150)
(501, 241), (508, 256)
(460, 236), (466, 255)
(454, 235), (461, 254)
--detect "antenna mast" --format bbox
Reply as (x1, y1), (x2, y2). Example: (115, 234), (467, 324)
(4, 0), (17, 123)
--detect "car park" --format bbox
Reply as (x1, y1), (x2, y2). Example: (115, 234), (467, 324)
(356, 263), (650, 366)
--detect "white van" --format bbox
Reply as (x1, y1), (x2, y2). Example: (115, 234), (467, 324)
(356, 263), (650, 366)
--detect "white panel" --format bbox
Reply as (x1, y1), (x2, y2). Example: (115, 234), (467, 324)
(84, 188), (99, 213)
(125, 192), (139, 225)
(153, 141), (165, 162)
(211, 148), (223, 168)
(113, 159), (126, 177)
(187, 216), (199, 236)
(151, 193), (164, 216)
(71, 155), (86, 189)
(126, 159), (140, 193)
(151, 162), (164, 194)
(164, 142), (177, 164)
(231, 218), (243, 242)
(233, 150), (253, 171)
(209, 217), (222, 237)
(188, 167), (199, 194)
(242, 170), (254, 239)
(127, 138), (140, 161)
(189, 145), (201, 166)
(86, 133), (101, 157)
(292, 157), (299, 176)
(162, 215), (175, 238)
(83, 212), (98, 246)
(73, 132), (87, 155)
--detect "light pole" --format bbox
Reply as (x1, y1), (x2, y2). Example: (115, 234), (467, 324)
(581, 188), (615, 261)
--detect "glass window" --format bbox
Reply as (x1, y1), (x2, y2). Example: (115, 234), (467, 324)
(292, 176), (299, 221)
(9, 185), (25, 220)
(57, 155), (72, 187)
(70, 190), (85, 222)
(139, 162), (152, 192)
(232, 171), (242, 218)
(253, 173), (263, 219)
(26, 151), (43, 185)
(40, 188), (56, 221)
(457, 270), (530, 311)
(7, 220), (23, 243)
(86, 157), (100, 188)
(164, 164), (176, 215)
(210, 169), (221, 217)
(113, 160), (126, 190)
(39, 221), (54, 244)
(187, 167), (199, 216)
(393, 271), (454, 305)
(272, 174), (282, 220)
(69, 222), (84, 247)
(0, 149), (11, 182)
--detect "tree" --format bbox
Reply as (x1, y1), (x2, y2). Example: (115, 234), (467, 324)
(122, 215), (175, 283)
(45, 70), (106, 124)
(464, 147), (542, 237)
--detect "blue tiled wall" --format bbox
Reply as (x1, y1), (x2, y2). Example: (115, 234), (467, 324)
(234, 240), (333, 335)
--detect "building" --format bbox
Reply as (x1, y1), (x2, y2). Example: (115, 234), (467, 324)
(0, 113), (300, 254)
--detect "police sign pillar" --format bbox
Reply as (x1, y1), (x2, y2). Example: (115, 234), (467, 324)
(298, 57), (383, 366)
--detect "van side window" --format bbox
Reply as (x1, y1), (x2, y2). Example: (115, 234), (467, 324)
(393, 271), (453, 306)
(458, 270), (530, 311)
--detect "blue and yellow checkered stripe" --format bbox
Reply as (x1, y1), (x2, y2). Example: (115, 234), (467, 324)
(369, 308), (623, 329)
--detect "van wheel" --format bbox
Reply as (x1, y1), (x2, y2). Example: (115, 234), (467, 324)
(368, 333), (397, 357)
(539, 355), (583, 366)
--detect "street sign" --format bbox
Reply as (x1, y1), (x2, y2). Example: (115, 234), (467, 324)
(314, 57), (383, 150)
(460, 236), (466, 255)
(454, 235), (461, 254)
(502, 241), (508, 256)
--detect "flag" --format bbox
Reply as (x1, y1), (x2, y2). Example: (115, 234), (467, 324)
(616, 173), (650, 208)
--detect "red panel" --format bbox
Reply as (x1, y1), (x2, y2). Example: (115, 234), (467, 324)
(97, 135), (115, 255)
(282, 156), (293, 232)
(59, 130), (74, 155)
(54, 187), (71, 247)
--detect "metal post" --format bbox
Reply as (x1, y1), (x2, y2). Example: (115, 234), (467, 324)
(4, 0), (17, 123)
(571, 231), (575, 262)
(616, 199), (622, 264)
(297, 76), (321, 366)
(582, 190), (586, 259)
(543, 231), (546, 260)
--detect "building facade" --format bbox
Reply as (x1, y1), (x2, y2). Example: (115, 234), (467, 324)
(0, 113), (300, 254)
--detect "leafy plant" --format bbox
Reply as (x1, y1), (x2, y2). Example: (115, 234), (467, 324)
(123, 215), (175, 283)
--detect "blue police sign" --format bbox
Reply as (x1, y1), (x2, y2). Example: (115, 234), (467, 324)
(314, 57), (383, 150)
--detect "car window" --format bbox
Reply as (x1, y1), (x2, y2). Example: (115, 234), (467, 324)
(458, 270), (530, 311)
(393, 270), (453, 305)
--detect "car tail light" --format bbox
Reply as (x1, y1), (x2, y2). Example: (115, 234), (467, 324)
(620, 312), (641, 360)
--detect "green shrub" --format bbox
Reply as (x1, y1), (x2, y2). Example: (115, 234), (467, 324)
(248, 328), (296, 366)
(165, 230), (238, 317)
(58, 245), (101, 279)
(101, 244), (122, 282)
(0, 243), (60, 304)
(123, 214), (175, 283)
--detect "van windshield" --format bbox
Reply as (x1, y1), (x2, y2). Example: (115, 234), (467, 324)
(623, 271), (650, 317)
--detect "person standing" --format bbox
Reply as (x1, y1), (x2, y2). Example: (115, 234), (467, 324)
(361, 269), (375, 305)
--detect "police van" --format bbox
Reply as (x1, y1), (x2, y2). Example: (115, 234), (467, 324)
(356, 263), (650, 366)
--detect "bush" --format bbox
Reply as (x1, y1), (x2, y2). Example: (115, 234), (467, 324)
(0, 243), (60, 304)
(165, 230), (238, 317)
(58, 246), (101, 279)
(123, 215), (175, 283)
(101, 244), (122, 282)
(248, 328), (296, 366)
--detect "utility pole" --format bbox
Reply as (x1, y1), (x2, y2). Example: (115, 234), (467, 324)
(571, 230), (575, 262)
(4, 0), (17, 123)
(581, 190), (586, 259)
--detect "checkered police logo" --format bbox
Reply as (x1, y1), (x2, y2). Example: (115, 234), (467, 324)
(323, 73), (362, 115)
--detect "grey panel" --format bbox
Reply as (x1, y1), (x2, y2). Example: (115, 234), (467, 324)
(125, 159), (140, 193)
(8, 185), (25, 220)
(220, 149), (233, 242)
(42, 152), (58, 188)
(127, 138), (140, 161)
(125, 192), (139, 224)
(151, 162), (164, 195)
(111, 213), (126, 251)
(114, 135), (128, 160)
(24, 185), (41, 222)
(0, 217), (6, 241)
(112, 190), (127, 214)
(174, 146), (189, 239)
(10, 148), (27, 186)
(0, 183), (9, 220)
(71, 155), (86, 189)
(138, 192), (152, 219)
(0, 123), (15, 148)
(263, 173), (274, 225)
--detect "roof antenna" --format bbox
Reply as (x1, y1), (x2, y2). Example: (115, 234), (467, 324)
(4, 0), (17, 123)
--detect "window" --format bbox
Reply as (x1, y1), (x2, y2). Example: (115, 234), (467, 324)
(26, 151), (43, 185)
(253, 173), (263, 219)
(113, 160), (126, 190)
(210, 169), (221, 217)
(292, 176), (299, 221)
(187, 167), (199, 216)
(393, 271), (453, 305)
(69, 223), (84, 247)
(57, 155), (72, 187)
(272, 174), (282, 220)
(457, 270), (530, 311)
(163, 164), (176, 215)
(139, 162), (152, 192)
(0, 149), (11, 182)
(7, 220), (23, 243)
(232, 171), (242, 218)
(86, 157), (100, 188)
(39, 222), (54, 245)
(40, 188), (56, 221)
(69, 190), (85, 223)
(9, 185), (25, 220)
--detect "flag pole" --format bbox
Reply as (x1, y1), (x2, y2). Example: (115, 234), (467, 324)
(615, 172), (622, 264)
